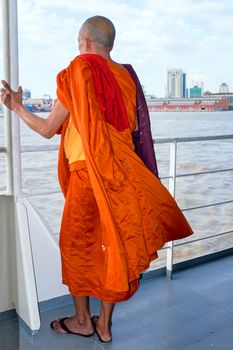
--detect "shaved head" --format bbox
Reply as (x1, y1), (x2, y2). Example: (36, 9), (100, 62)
(79, 16), (116, 51)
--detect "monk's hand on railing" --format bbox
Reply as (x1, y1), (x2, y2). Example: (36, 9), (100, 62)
(0, 80), (23, 112)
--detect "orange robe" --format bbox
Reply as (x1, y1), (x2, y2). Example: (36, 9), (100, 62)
(57, 55), (193, 302)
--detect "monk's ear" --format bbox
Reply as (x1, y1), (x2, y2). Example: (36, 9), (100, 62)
(85, 37), (92, 52)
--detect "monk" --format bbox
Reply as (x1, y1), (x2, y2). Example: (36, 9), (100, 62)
(1, 15), (192, 343)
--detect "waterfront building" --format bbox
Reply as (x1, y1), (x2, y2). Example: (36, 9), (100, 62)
(146, 97), (230, 112)
(203, 91), (212, 96)
(219, 83), (229, 93)
(190, 85), (202, 98)
(204, 90), (233, 104)
(167, 69), (186, 98)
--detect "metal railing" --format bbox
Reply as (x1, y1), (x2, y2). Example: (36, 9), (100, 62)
(1, 134), (233, 276)
(154, 134), (233, 277)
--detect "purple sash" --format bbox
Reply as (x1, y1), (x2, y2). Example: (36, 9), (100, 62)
(123, 64), (159, 178)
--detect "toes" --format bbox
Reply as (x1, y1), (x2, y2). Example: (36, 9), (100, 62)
(51, 319), (66, 334)
(51, 319), (59, 330)
(53, 320), (60, 330)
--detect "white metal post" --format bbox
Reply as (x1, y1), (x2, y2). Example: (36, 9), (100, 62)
(2, 0), (13, 195)
(166, 141), (177, 279)
(2, 0), (22, 195)
(2, 1), (40, 333)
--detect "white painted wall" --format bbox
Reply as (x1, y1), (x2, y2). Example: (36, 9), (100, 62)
(16, 197), (68, 302)
(0, 196), (15, 313)
(0, 194), (68, 331)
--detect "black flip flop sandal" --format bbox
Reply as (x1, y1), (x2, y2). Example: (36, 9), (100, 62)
(50, 317), (95, 337)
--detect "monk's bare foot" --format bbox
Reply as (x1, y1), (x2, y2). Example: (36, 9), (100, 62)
(51, 315), (94, 335)
(95, 316), (112, 342)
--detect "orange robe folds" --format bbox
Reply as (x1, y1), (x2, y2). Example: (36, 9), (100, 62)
(57, 55), (193, 302)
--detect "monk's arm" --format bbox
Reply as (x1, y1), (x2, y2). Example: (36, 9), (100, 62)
(1, 80), (68, 138)
(13, 100), (68, 138)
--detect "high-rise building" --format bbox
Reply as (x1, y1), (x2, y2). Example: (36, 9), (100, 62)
(219, 83), (229, 93)
(167, 69), (186, 98)
(190, 85), (202, 98)
(183, 73), (187, 98)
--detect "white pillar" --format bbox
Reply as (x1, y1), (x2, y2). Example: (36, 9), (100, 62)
(2, 0), (22, 195)
(1, 0), (41, 334)
(166, 141), (177, 279)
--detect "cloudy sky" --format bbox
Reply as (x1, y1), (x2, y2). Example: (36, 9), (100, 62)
(0, 0), (232, 98)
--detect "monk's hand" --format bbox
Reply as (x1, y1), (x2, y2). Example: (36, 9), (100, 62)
(0, 80), (23, 112)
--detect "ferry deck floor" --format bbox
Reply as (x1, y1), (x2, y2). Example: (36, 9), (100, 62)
(1, 253), (233, 350)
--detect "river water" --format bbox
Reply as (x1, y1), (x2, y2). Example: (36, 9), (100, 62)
(0, 111), (233, 267)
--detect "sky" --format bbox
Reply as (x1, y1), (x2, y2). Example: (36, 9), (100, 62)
(0, 0), (233, 98)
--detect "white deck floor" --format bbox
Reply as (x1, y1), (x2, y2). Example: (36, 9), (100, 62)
(1, 253), (233, 350)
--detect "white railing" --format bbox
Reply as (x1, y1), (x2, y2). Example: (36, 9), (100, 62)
(1, 134), (233, 276)
(154, 134), (233, 278)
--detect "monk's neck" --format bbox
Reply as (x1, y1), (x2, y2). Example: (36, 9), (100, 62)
(84, 49), (112, 62)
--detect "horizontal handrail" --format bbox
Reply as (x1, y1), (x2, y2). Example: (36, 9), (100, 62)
(21, 145), (59, 153)
(160, 167), (233, 180)
(154, 134), (233, 144)
(158, 230), (233, 251)
(2, 134), (229, 155)
(175, 167), (233, 178)
(175, 229), (233, 246)
(182, 199), (233, 212)
(147, 227), (233, 251)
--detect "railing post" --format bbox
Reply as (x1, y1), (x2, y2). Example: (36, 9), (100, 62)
(166, 140), (177, 279)
(2, 0), (13, 195)
(2, 0), (22, 195)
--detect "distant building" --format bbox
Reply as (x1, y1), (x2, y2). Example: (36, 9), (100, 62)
(145, 94), (156, 100)
(190, 85), (202, 98)
(167, 69), (186, 98)
(219, 83), (229, 93)
(23, 89), (31, 99)
(43, 94), (51, 100)
(203, 91), (212, 96)
(182, 73), (187, 98)
(204, 91), (233, 104)
(147, 97), (230, 112)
